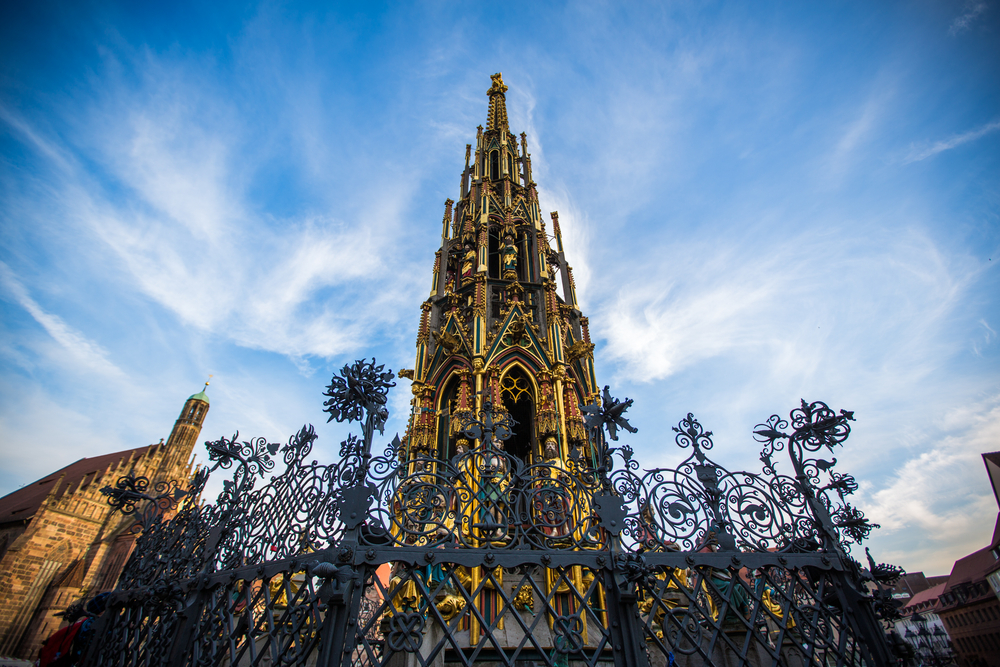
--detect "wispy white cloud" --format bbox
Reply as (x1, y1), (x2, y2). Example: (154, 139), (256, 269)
(974, 319), (997, 356)
(0, 385), (129, 491)
(859, 393), (1000, 573)
(903, 119), (1000, 163)
(597, 225), (969, 388)
(0, 262), (126, 379)
(822, 83), (896, 183)
(949, 1), (989, 35)
(1, 50), (427, 365)
(0, 104), (76, 174)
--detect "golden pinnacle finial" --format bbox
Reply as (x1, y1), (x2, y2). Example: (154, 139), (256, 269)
(486, 73), (511, 132)
(488, 72), (508, 96)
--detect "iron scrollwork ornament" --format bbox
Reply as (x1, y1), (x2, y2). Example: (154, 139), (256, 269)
(100, 475), (188, 533)
(89, 361), (904, 667)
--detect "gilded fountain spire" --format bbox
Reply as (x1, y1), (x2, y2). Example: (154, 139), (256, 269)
(401, 73), (597, 478)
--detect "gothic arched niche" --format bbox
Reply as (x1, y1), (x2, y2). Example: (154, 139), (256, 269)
(488, 224), (502, 279)
(436, 376), (461, 461)
(516, 229), (530, 282)
(499, 367), (535, 465)
(490, 150), (500, 181)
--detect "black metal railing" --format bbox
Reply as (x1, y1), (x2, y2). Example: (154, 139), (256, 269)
(86, 358), (902, 667)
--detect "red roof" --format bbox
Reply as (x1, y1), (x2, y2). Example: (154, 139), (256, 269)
(0, 445), (156, 526)
(903, 582), (946, 611)
(943, 544), (999, 595)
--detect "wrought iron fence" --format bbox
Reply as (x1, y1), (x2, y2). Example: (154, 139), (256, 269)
(87, 359), (902, 667)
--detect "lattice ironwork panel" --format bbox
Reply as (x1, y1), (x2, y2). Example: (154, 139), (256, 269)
(636, 559), (871, 667)
(354, 560), (615, 667)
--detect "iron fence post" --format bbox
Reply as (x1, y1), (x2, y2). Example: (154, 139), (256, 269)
(832, 564), (894, 666)
(166, 517), (232, 666)
(603, 551), (651, 667)
(315, 564), (360, 667)
(78, 600), (117, 667)
(786, 413), (897, 665)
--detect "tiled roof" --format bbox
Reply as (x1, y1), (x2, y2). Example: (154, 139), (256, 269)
(0, 445), (157, 526)
(943, 544), (997, 595)
(903, 582), (946, 611)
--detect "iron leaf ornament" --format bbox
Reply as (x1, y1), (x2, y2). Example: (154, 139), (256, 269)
(581, 385), (637, 441)
(458, 398), (514, 448)
(205, 433), (278, 476)
(323, 358), (396, 434)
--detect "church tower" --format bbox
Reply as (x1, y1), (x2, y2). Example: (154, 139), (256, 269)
(158, 382), (210, 474)
(403, 72), (598, 482)
(0, 384), (210, 659)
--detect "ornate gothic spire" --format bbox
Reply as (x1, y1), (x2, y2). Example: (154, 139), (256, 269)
(486, 72), (509, 133)
(402, 74), (598, 478)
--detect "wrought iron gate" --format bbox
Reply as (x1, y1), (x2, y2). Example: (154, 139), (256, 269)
(86, 360), (901, 666)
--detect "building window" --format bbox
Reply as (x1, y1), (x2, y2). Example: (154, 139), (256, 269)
(436, 378), (461, 461)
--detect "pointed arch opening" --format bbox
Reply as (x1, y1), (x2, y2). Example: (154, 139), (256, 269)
(499, 367), (536, 466)
(517, 229), (530, 282)
(490, 150), (500, 181)
(488, 225), (501, 279)
(436, 376), (461, 462)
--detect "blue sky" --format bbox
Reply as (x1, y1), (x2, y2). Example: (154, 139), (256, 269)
(1, 1), (997, 574)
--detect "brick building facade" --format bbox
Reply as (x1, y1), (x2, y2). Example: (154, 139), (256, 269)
(0, 386), (210, 660)
(937, 525), (1000, 666)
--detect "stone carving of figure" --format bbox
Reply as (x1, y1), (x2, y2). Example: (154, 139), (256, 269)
(462, 245), (476, 285)
(535, 437), (572, 539)
(477, 441), (510, 543)
(501, 237), (518, 280)
(452, 439), (476, 543)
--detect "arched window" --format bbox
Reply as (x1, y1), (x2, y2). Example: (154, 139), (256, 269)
(488, 225), (501, 279)
(500, 368), (535, 465)
(490, 150), (500, 181)
(436, 378), (461, 461)
(506, 153), (515, 182)
(517, 230), (530, 282)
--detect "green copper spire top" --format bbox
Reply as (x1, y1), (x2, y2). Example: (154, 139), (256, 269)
(188, 379), (210, 405)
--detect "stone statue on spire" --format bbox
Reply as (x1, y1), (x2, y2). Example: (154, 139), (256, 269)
(488, 72), (508, 96)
